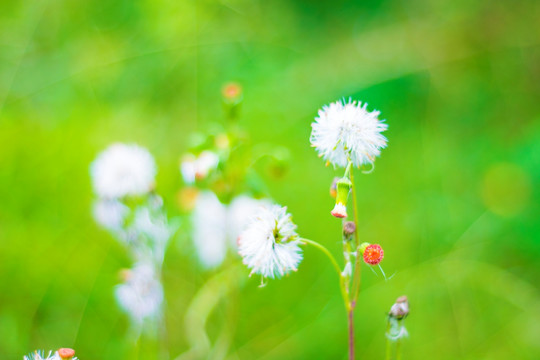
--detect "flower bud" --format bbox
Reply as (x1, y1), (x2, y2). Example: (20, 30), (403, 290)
(222, 82), (243, 104)
(343, 221), (356, 239)
(362, 244), (384, 265)
(358, 242), (370, 254)
(330, 177), (352, 218)
(343, 221), (356, 235)
(389, 295), (409, 320)
(58, 348), (75, 360)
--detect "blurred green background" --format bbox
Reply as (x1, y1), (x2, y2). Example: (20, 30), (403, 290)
(1, 0), (539, 359)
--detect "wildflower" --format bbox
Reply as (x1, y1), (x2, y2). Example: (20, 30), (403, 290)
(389, 295), (409, 320)
(57, 349), (76, 360)
(360, 243), (384, 265)
(238, 205), (302, 279)
(115, 263), (164, 324)
(331, 177), (352, 218)
(343, 221), (356, 238)
(310, 99), (388, 168)
(387, 295), (409, 341)
(92, 199), (129, 231)
(90, 143), (156, 199)
(222, 82), (243, 104)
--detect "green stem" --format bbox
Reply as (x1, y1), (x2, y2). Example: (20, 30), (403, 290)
(385, 321), (392, 360)
(344, 161), (353, 178)
(350, 166), (363, 304)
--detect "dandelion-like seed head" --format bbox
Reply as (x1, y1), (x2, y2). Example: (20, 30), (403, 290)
(90, 143), (156, 199)
(362, 244), (384, 265)
(238, 205), (302, 279)
(311, 99), (388, 168)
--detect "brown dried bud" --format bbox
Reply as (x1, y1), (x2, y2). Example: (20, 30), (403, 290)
(343, 221), (356, 237)
(389, 295), (409, 320)
(58, 348), (75, 360)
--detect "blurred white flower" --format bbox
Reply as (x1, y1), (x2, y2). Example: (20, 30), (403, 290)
(92, 199), (129, 231)
(180, 151), (219, 184)
(310, 100), (388, 168)
(192, 191), (228, 269)
(238, 205), (302, 279)
(90, 143), (156, 198)
(115, 262), (164, 324)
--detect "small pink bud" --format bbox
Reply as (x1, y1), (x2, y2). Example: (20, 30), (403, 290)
(222, 82), (243, 103)
(58, 348), (75, 360)
(389, 295), (409, 320)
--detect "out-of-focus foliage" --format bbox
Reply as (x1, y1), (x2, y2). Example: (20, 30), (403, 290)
(0, 0), (539, 359)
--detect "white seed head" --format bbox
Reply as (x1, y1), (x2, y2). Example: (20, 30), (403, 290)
(310, 99), (388, 168)
(238, 205), (302, 279)
(90, 143), (156, 199)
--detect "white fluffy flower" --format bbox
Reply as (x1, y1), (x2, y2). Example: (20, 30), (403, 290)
(92, 199), (129, 231)
(192, 191), (228, 268)
(310, 99), (388, 168)
(238, 205), (302, 279)
(90, 143), (156, 198)
(115, 263), (164, 324)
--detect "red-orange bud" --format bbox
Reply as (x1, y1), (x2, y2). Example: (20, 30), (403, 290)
(363, 244), (384, 265)
(58, 348), (75, 360)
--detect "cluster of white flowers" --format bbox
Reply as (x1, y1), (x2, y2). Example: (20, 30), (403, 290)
(238, 205), (302, 279)
(90, 143), (175, 330)
(310, 99), (388, 168)
(180, 151), (220, 184)
(192, 191), (272, 269)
